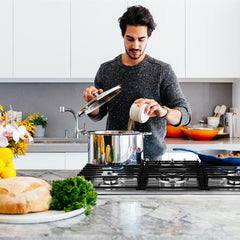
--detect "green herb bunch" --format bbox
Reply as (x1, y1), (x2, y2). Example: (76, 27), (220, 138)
(30, 113), (47, 128)
(49, 176), (98, 216)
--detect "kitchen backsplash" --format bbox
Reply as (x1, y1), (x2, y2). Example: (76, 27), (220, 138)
(0, 82), (232, 138)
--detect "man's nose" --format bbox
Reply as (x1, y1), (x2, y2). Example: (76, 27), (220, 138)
(132, 40), (140, 49)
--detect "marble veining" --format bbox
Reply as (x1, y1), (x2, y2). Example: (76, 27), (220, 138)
(0, 170), (240, 240)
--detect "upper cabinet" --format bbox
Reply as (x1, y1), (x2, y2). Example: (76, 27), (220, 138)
(128, 0), (185, 78)
(0, 0), (240, 81)
(14, 0), (70, 78)
(0, 0), (12, 77)
(71, 0), (128, 79)
(186, 0), (240, 78)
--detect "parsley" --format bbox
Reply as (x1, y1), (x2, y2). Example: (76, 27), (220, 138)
(49, 176), (97, 216)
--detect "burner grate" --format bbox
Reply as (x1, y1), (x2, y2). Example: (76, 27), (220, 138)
(201, 162), (240, 190)
(137, 160), (205, 190)
(78, 163), (142, 189)
(78, 160), (240, 192)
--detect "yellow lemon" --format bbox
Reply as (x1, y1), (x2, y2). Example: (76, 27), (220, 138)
(0, 148), (14, 164)
(0, 159), (6, 173)
(6, 162), (14, 168)
(1, 167), (16, 178)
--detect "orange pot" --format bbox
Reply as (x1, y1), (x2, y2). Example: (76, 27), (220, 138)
(182, 127), (220, 140)
(166, 123), (186, 138)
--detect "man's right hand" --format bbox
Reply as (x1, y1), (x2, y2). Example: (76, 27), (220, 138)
(82, 86), (103, 115)
(82, 86), (103, 102)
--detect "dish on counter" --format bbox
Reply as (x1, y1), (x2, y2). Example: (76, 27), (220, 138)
(182, 124), (220, 140)
(0, 209), (85, 224)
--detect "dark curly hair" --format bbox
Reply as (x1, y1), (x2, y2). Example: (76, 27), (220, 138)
(118, 5), (156, 37)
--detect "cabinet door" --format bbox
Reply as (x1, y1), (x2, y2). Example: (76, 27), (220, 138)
(186, 0), (240, 78)
(0, 0), (12, 77)
(65, 153), (88, 170)
(13, 153), (65, 169)
(14, 0), (70, 78)
(71, 0), (128, 79)
(128, 0), (186, 78)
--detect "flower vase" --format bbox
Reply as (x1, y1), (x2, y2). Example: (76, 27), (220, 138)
(33, 125), (45, 138)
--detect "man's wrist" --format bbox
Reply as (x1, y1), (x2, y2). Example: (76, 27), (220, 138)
(160, 106), (170, 119)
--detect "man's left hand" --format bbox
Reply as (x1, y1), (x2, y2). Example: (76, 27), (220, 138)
(134, 98), (166, 117)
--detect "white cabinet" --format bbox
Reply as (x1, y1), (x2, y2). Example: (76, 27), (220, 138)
(1, 0), (239, 81)
(13, 153), (65, 169)
(65, 153), (88, 169)
(71, 0), (128, 79)
(128, 0), (186, 78)
(0, 0), (12, 77)
(14, 0), (70, 78)
(13, 152), (88, 170)
(186, 0), (240, 78)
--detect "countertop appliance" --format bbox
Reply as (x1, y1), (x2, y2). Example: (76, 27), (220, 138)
(78, 160), (240, 195)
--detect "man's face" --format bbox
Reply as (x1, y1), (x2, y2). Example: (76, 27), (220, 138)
(123, 25), (148, 60)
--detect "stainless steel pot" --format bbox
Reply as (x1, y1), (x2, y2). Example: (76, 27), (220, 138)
(87, 130), (151, 165)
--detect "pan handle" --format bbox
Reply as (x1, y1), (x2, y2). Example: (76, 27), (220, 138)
(172, 148), (198, 155)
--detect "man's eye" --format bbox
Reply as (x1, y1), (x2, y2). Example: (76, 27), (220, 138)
(127, 38), (133, 41)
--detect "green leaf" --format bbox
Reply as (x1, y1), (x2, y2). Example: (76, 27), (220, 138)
(49, 176), (97, 216)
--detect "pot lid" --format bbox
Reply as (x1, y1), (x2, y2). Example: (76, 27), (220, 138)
(87, 130), (151, 135)
(78, 85), (121, 117)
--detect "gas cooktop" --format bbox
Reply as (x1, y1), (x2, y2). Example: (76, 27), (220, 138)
(78, 160), (240, 195)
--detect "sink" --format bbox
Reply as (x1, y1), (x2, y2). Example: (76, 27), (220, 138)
(33, 137), (88, 144)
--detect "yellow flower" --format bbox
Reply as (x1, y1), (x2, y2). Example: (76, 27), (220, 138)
(0, 105), (34, 157)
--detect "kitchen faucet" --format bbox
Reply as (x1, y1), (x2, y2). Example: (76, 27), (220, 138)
(59, 106), (85, 139)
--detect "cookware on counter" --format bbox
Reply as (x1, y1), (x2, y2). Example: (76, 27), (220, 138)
(87, 130), (151, 165)
(75, 84), (154, 165)
(173, 148), (240, 166)
(166, 122), (186, 138)
(182, 122), (220, 140)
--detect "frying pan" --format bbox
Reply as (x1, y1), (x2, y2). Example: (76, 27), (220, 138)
(173, 148), (240, 166)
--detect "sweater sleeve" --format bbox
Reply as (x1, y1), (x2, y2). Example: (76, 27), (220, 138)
(160, 64), (191, 126)
(88, 64), (109, 121)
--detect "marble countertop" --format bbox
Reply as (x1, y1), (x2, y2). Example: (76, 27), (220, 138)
(1, 170), (240, 240)
(27, 137), (240, 153)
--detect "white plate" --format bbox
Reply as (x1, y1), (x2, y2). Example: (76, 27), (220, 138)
(0, 208), (85, 224)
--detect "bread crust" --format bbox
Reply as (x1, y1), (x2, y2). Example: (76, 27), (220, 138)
(0, 177), (52, 214)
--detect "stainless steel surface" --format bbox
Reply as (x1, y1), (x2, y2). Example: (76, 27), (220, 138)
(33, 137), (87, 144)
(87, 130), (148, 164)
(78, 85), (121, 117)
(59, 106), (85, 138)
(96, 190), (240, 195)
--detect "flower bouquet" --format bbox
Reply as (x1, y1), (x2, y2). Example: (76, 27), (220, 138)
(0, 105), (35, 178)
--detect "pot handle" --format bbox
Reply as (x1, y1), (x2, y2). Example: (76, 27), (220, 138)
(172, 148), (198, 155)
(143, 132), (152, 135)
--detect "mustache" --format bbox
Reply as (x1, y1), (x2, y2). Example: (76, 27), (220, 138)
(129, 49), (141, 52)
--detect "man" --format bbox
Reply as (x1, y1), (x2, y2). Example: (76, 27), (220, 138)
(83, 5), (191, 160)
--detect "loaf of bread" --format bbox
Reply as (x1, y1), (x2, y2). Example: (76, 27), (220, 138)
(0, 177), (52, 214)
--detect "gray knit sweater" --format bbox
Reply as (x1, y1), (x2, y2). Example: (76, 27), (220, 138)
(90, 54), (191, 159)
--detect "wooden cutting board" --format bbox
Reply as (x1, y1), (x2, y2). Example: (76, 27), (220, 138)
(0, 208), (85, 224)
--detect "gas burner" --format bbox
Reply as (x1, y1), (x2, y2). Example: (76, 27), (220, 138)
(218, 166), (240, 174)
(158, 177), (188, 187)
(226, 173), (240, 185)
(100, 170), (122, 186)
(157, 168), (189, 187)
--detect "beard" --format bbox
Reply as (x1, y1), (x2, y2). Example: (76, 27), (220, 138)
(125, 45), (147, 60)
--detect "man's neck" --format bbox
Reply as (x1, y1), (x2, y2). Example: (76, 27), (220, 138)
(121, 53), (146, 66)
